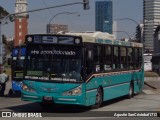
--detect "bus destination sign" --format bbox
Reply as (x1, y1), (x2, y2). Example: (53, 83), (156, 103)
(26, 35), (82, 45)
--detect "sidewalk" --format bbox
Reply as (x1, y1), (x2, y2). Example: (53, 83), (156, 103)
(144, 77), (160, 89)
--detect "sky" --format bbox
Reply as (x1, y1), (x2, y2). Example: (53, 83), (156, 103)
(0, 0), (143, 39)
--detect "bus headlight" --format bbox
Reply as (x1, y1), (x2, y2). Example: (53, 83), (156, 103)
(62, 85), (82, 96)
(22, 83), (36, 93)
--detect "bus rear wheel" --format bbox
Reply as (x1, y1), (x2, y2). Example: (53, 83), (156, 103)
(92, 88), (102, 109)
(127, 83), (134, 99)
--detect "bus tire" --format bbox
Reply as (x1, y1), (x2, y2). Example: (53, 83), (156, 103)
(127, 83), (134, 99)
(92, 87), (103, 109)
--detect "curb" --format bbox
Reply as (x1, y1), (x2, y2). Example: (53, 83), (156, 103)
(144, 82), (157, 89)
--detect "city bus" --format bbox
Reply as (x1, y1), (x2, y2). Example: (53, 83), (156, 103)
(143, 53), (152, 71)
(11, 46), (26, 94)
(21, 32), (144, 108)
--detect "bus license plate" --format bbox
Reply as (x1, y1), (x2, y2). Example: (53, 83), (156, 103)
(44, 96), (52, 101)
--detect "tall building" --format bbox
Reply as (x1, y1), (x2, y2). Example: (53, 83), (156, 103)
(47, 24), (68, 34)
(95, 1), (113, 34)
(15, 0), (28, 46)
(143, 0), (160, 52)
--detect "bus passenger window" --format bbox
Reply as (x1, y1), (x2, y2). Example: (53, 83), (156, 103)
(128, 48), (134, 69)
(134, 48), (138, 68)
(104, 46), (112, 71)
(94, 45), (103, 72)
(113, 47), (120, 70)
(120, 47), (127, 69)
(86, 49), (94, 75)
(139, 49), (143, 68)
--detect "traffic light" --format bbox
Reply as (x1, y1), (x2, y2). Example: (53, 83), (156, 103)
(83, 0), (90, 10)
(9, 15), (15, 22)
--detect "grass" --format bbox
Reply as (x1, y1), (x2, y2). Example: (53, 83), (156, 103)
(144, 71), (159, 77)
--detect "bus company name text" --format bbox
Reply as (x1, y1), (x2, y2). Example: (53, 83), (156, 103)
(31, 50), (76, 56)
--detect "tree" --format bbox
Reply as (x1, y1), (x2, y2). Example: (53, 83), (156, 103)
(0, 6), (9, 19)
(2, 34), (7, 44)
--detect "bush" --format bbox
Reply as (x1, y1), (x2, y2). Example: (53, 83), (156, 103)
(144, 72), (159, 77)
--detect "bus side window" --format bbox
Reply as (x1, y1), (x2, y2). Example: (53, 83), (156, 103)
(139, 49), (143, 68)
(134, 48), (138, 69)
(86, 49), (94, 75)
(104, 45), (112, 71)
(93, 45), (103, 72)
(127, 48), (134, 69)
(113, 46), (120, 70)
(120, 47), (127, 69)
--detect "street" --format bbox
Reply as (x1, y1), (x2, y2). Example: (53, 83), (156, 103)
(0, 92), (160, 112)
(0, 83), (160, 113)
(0, 81), (160, 120)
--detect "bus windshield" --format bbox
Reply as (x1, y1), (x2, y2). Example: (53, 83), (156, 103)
(25, 45), (83, 82)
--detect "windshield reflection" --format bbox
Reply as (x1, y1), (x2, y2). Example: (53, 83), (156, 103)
(26, 58), (82, 82)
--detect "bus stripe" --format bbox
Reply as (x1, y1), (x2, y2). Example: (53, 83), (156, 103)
(103, 82), (130, 89)
(86, 80), (140, 92)
(86, 69), (141, 83)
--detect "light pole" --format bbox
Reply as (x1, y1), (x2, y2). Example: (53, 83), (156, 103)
(0, 15), (10, 73)
(114, 18), (141, 42)
(47, 12), (79, 33)
(113, 31), (131, 41)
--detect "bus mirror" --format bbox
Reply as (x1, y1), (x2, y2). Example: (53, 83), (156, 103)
(87, 50), (93, 61)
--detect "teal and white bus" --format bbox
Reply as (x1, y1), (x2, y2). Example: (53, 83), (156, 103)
(21, 32), (144, 108)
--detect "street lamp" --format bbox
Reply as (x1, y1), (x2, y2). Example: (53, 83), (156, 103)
(113, 31), (131, 41)
(114, 18), (141, 42)
(115, 18), (139, 26)
(0, 15), (13, 73)
(47, 12), (79, 33)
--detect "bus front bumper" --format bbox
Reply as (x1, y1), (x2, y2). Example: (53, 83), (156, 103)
(21, 91), (86, 106)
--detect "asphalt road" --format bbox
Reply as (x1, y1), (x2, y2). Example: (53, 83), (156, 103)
(0, 83), (160, 120)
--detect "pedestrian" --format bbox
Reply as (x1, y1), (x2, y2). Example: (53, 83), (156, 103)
(0, 70), (9, 97)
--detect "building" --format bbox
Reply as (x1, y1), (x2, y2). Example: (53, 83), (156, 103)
(95, 1), (113, 34)
(143, 0), (160, 52)
(14, 0), (28, 46)
(47, 24), (69, 34)
(151, 25), (160, 73)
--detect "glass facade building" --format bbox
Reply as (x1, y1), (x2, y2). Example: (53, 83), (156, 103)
(95, 1), (113, 34)
(144, 0), (160, 52)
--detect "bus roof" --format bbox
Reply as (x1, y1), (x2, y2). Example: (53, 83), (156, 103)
(66, 31), (143, 48)
(25, 32), (143, 47)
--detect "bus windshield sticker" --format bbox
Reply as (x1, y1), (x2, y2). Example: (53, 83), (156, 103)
(51, 78), (76, 82)
(25, 76), (49, 80)
(27, 71), (43, 76)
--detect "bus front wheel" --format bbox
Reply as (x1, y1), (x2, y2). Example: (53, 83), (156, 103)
(92, 87), (103, 109)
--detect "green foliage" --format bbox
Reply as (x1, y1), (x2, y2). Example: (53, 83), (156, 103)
(2, 34), (7, 44)
(0, 6), (9, 19)
(6, 41), (14, 53)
